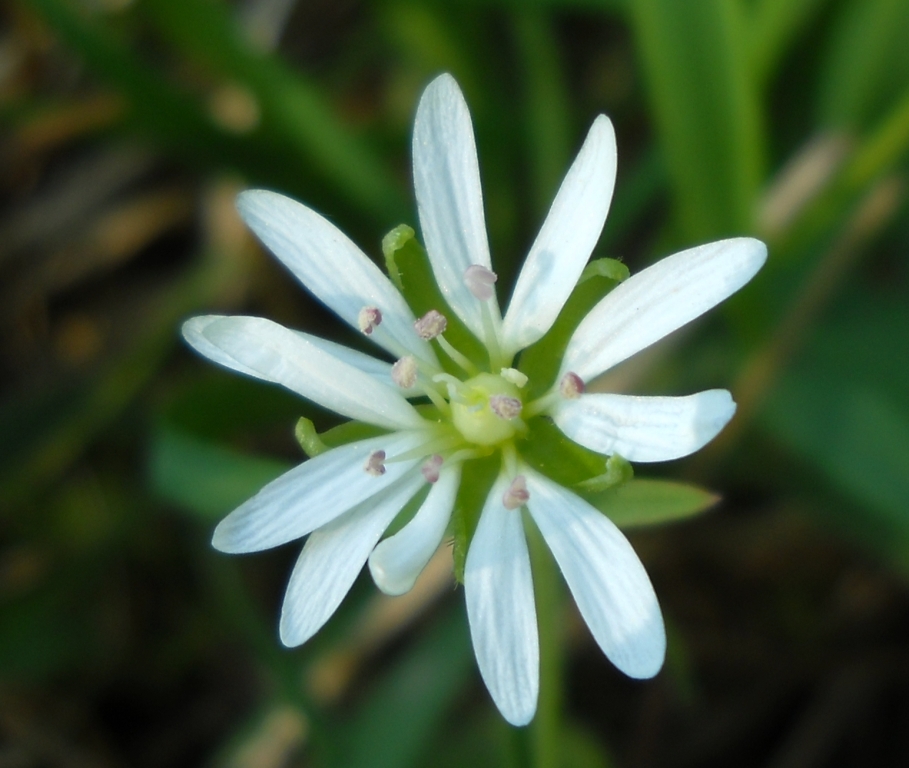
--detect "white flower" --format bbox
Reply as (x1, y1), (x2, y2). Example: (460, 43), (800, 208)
(183, 73), (766, 726)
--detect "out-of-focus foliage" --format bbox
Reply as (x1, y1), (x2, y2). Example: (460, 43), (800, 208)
(2, 0), (908, 765)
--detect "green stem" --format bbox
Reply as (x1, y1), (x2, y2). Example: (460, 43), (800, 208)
(526, 515), (563, 768)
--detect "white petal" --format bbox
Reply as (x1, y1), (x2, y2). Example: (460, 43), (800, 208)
(197, 315), (425, 431)
(412, 74), (501, 344)
(502, 116), (617, 355)
(237, 189), (437, 366)
(551, 390), (736, 462)
(294, 332), (409, 391)
(279, 471), (425, 646)
(368, 464), (460, 596)
(212, 431), (425, 553)
(184, 315), (415, 393)
(524, 469), (665, 679)
(296, 332), (421, 397)
(562, 238), (767, 382)
(465, 474), (538, 726)
(183, 315), (268, 380)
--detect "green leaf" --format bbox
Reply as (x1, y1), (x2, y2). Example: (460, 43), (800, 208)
(149, 426), (290, 520)
(629, 0), (764, 239)
(581, 478), (719, 529)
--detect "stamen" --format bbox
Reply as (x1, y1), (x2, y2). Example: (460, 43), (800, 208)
(524, 390), (559, 418)
(559, 371), (585, 399)
(447, 447), (492, 465)
(464, 264), (497, 301)
(419, 382), (451, 415)
(500, 368), (528, 388)
(358, 306), (382, 335)
(391, 356), (418, 388)
(479, 299), (506, 371)
(436, 334), (477, 375)
(414, 310), (447, 340)
(364, 450), (386, 476)
(489, 395), (522, 420)
(433, 373), (470, 404)
(421, 454), (444, 483)
(386, 433), (462, 463)
(503, 475), (529, 510)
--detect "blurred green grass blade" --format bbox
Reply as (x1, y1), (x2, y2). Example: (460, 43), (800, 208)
(142, 0), (407, 223)
(25, 0), (242, 159)
(769, 376), (909, 563)
(512, 10), (572, 218)
(2, 301), (205, 508)
(817, 0), (909, 130)
(841, 88), (909, 191)
(23, 0), (313, 194)
(598, 146), (666, 252)
(0, 222), (247, 506)
(0, 576), (90, 682)
(582, 478), (719, 528)
(763, 296), (909, 569)
(381, 1), (485, 93)
(629, 0), (764, 239)
(419, 0), (627, 9)
(777, 86), (909, 260)
(337, 606), (473, 768)
(149, 426), (291, 520)
(749, 0), (829, 88)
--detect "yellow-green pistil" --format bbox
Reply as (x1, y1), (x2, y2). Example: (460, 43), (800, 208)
(451, 373), (524, 446)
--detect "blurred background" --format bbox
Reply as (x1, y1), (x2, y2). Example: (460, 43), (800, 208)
(2, 0), (909, 766)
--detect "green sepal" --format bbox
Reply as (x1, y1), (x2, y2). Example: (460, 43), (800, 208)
(518, 257), (629, 398)
(295, 417), (387, 457)
(382, 224), (412, 290)
(576, 454), (634, 492)
(580, 478), (719, 529)
(381, 224), (488, 374)
(520, 416), (609, 486)
(451, 452), (500, 584)
(383, 484), (432, 539)
(294, 417), (328, 457)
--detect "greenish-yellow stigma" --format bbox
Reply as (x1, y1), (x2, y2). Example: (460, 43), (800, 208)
(451, 372), (524, 446)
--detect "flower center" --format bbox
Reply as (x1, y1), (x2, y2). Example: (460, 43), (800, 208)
(450, 372), (523, 446)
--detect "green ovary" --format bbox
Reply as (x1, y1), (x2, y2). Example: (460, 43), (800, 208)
(450, 373), (523, 446)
